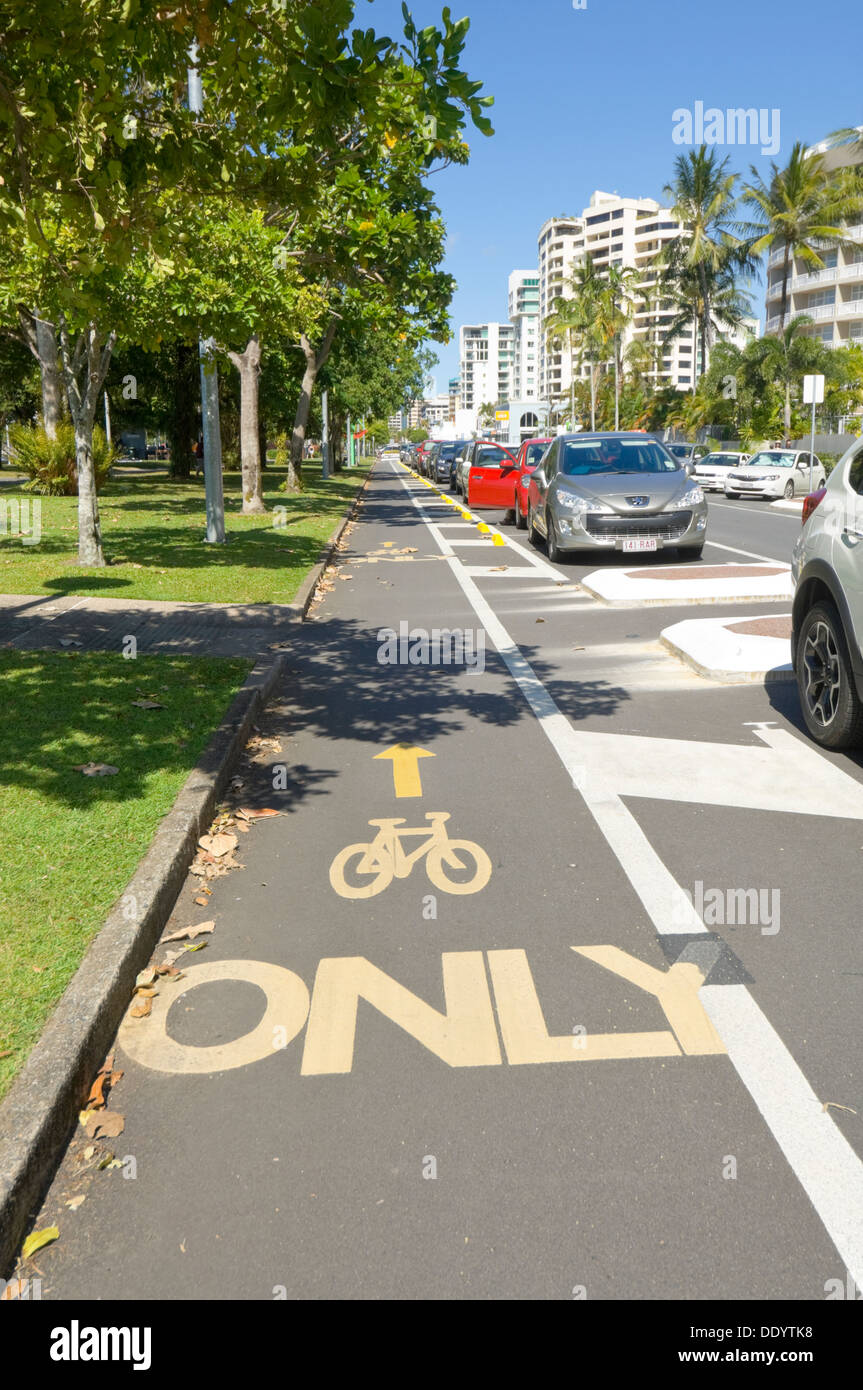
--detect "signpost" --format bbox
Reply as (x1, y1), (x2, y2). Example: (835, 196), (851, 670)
(803, 374), (825, 494)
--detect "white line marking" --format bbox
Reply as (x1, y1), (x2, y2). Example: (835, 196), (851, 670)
(395, 463), (863, 1288)
(705, 539), (792, 565)
(710, 501), (802, 521)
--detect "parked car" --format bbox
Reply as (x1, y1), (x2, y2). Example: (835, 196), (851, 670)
(791, 439), (863, 748)
(664, 442), (710, 475)
(725, 449), (826, 500)
(525, 432), (708, 563)
(512, 437), (553, 528)
(458, 439), (519, 510)
(692, 450), (749, 492)
(432, 440), (470, 488)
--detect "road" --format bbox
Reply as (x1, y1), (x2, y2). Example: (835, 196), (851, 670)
(30, 463), (863, 1302)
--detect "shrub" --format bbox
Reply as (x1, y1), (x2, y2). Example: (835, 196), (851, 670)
(9, 422), (117, 496)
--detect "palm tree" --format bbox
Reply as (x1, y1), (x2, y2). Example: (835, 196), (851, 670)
(740, 142), (863, 333)
(659, 256), (754, 386)
(597, 264), (639, 429)
(661, 146), (750, 373)
(544, 259), (604, 429)
(752, 313), (820, 439)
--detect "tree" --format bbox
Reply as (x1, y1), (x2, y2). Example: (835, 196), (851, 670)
(740, 143), (863, 333)
(597, 264), (640, 429)
(545, 259), (604, 430)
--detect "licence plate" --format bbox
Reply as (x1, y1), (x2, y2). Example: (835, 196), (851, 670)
(622, 538), (658, 553)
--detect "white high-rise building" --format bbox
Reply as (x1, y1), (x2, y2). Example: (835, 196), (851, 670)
(539, 191), (757, 412)
(458, 322), (516, 415)
(765, 132), (863, 351)
(507, 270), (541, 402)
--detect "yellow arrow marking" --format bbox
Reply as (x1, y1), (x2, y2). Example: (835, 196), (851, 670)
(374, 744), (436, 798)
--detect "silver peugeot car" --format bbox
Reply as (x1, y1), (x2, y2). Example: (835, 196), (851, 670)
(525, 432), (708, 563)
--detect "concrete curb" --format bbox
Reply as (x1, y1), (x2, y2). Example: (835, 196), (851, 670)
(0, 464), (371, 1273)
(0, 653), (286, 1276)
(287, 467), (371, 620)
(661, 617), (794, 685)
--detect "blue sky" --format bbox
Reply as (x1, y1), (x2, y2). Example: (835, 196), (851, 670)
(369, 0), (863, 390)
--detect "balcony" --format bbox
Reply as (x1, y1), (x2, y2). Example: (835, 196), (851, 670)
(793, 266), (839, 290)
(837, 300), (863, 320)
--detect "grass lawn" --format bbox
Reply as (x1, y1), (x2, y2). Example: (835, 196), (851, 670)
(0, 461), (369, 605)
(0, 650), (252, 1100)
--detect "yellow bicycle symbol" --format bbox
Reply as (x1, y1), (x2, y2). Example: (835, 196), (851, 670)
(329, 812), (492, 900)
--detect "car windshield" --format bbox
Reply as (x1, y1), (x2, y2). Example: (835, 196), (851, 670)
(746, 451), (796, 468)
(524, 443), (549, 467)
(560, 439), (681, 476)
(666, 444), (690, 458)
(701, 454), (740, 467)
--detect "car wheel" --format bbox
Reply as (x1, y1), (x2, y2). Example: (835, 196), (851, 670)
(527, 506), (542, 548)
(797, 601), (863, 749)
(725, 491), (738, 499)
(784, 480), (794, 499)
(514, 501), (526, 531)
(546, 513), (565, 564)
(504, 508), (516, 527)
(677, 544), (704, 561)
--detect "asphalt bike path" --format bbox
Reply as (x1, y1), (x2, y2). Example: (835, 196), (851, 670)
(31, 461), (863, 1300)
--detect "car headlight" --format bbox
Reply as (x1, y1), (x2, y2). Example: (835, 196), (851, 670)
(671, 483), (704, 508)
(766, 473), (782, 480)
(555, 491), (607, 516)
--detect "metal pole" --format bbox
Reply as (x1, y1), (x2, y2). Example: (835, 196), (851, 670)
(103, 391), (111, 444)
(810, 396), (816, 493)
(321, 389), (330, 480)
(347, 413), (355, 468)
(188, 46), (225, 543)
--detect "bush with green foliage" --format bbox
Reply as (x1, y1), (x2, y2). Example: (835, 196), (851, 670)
(9, 422), (116, 495)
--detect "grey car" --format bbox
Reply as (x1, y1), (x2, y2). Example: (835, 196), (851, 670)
(525, 432), (708, 563)
(791, 439), (863, 748)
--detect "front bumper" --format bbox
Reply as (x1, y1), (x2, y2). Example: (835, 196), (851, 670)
(550, 506), (708, 551)
(725, 476), (782, 497)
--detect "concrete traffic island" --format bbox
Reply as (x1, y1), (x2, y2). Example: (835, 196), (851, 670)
(661, 612), (793, 683)
(581, 561), (794, 606)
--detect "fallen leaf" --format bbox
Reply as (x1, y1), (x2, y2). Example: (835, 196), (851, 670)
(130, 1000), (152, 1018)
(96, 1151), (116, 1170)
(238, 807), (280, 819)
(73, 762), (119, 777)
(83, 1146), (95, 1161)
(21, 1226), (59, 1260)
(162, 921), (215, 942)
(194, 895), (209, 906)
(131, 699), (164, 710)
(87, 1074), (110, 1108)
(185, 942), (208, 952)
(135, 968), (157, 989)
(134, 986), (158, 999)
(85, 1110), (125, 1139)
(198, 833), (237, 858)
(65, 1195), (86, 1211)
(159, 949), (185, 968)
(535, 618), (545, 624)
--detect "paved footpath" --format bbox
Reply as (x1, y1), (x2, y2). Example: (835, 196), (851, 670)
(0, 593), (298, 658)
(25, 462), (863, 1301)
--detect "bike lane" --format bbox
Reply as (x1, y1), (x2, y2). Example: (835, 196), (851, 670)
(29, 463), (853, 1300)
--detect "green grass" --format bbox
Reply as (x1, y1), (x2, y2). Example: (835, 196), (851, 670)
(0, 650), (252, 1100)
(0, 462), (368, 604)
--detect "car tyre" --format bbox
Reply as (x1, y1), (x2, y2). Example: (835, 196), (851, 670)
(514, 501), (526, 530)
(677, 544), (704, 560)
(546, 512), (565, 564)
(725, 491), (739, 499)
(527, 506), (541, 549)
(796, 600), (863, 749)
(784, 480), (794, 499)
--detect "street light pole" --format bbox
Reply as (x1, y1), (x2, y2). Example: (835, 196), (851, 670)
(321, 389), (330, 480)
(187, 46), (226, 544)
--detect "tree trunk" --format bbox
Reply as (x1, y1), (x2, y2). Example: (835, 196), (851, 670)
(169, 343), (198, 478)
(228, 335), (265, 513)
(290, 321), (338, 490)
(784, 380), (792, 439)
(58, 318), (116, 567)
(779, 245), (791, 333)
(589, 360), (597, 430)
(17, 308), (63, 437)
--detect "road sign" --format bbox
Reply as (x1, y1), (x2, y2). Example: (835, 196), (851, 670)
(803, 374), (825, 404)
(495, 411), (509, 421)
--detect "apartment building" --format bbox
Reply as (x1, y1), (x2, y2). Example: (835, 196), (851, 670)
(538, 191), (755, 410)
(507, 270), (541, 402)
(458, 322), (516, 413)
(765, 133), (863, 351)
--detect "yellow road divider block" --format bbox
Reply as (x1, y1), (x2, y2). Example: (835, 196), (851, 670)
(477, 522), (490, 534)
(492, 534), (505, 546)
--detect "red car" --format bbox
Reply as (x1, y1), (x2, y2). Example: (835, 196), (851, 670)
(511, 438), (553, 529)
(464, 439), (519, 512)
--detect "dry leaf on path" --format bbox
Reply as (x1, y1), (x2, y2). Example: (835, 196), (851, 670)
(237, 807), (280, 819)
(21, 1227), (59, 1260)
(135, 968), (157, 989)
(198, 834), (237, 858)
(84, 1111), (125, 1140)
(131, 699), (164, 710)
(162, 921), (215, 943)
(130, 1000), (152, 1019)
(65, 1195), (86, 1211)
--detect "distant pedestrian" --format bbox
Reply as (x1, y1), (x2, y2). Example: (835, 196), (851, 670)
(194, 438), (204, 475)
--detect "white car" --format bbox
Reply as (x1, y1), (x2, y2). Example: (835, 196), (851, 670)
(693, 450), (749, 492)
(724, 449), (826, 500)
